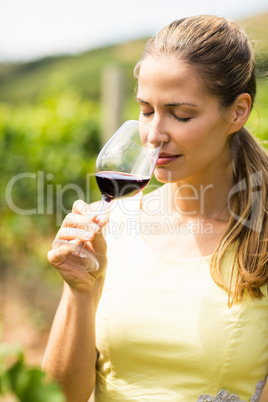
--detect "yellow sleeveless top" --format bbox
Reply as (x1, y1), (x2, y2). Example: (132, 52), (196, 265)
(95, 196), (268, 401)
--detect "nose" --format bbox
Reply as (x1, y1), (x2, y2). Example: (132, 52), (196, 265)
(139, 119), (163, 148)
(147, 127), (163, 149)
(147, 117), (169, 145)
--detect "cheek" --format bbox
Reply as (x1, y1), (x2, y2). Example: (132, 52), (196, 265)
(189, 126), (230, 164)
(184, 119), (226, 150)
(174, 125), (209, 151)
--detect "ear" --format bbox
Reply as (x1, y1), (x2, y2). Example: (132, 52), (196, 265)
(228, 93), (252, 135)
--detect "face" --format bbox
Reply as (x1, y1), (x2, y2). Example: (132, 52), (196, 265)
(136, 55), (235, 184)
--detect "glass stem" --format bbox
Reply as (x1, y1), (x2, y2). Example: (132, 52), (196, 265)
(95, 195), (111, 222)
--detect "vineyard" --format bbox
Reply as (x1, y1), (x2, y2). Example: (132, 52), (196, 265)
(0, 12), (267, 401)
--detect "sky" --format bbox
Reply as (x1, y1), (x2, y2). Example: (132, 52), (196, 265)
(0, 0), (267, 62)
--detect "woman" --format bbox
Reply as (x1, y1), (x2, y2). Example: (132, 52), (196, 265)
(43, 16), (268, 401)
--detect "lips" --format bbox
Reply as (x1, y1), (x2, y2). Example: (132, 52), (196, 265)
(157, 152), (182, 166)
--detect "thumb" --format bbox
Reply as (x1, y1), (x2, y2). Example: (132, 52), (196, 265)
(47, 248), (67, 267)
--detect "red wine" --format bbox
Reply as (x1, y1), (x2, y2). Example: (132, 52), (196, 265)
(95, 171), (150, 202)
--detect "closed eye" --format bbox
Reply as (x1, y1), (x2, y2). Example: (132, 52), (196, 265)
(141, 111), (154, 117)
(172, 113), (192, 123)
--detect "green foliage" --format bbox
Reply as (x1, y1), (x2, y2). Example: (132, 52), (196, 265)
(0, 86), (102, 282)
(0, 12), (267, 106)
(0, 39), (145, 105)
(0, 86), (101, 221)
(0, 343), (65, 401)
(246, 78), (268, 147)
(241, 12), (268, 73)
(0, 20), (265, 401)
(0, 16), (267, 298)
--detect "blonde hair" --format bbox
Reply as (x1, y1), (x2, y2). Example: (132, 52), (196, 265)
(135, 15), (268, 304)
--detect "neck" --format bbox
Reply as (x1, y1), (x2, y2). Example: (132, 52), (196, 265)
(167, 165), (234, 222)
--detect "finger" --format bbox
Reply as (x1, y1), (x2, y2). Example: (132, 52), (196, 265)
(48, 248), (68, 268)
(63, 213), (108, 239)
(92, 214), (109, 229)
(55, 227), (95, 242)
(73, 199), (111, 223)
(63, 213), (100, 233)
(72, 199), (101, 217)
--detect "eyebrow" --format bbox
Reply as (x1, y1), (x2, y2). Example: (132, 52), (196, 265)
(136, 97), (198, 107)
(165, 102), (198, 107)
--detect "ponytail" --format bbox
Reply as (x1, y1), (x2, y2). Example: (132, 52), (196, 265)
(211, 128), (268, 305)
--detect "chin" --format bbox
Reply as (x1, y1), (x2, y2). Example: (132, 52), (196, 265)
(154, 168), (180, 184)
(155, 165), (193, 184)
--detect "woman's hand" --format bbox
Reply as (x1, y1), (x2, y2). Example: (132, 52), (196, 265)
(47, 199), (109, 294)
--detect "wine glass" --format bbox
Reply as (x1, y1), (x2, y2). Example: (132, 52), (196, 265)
(52, 120), (162, 271)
